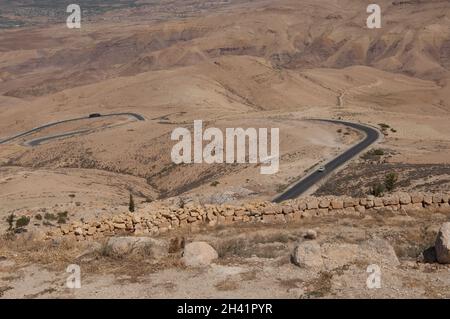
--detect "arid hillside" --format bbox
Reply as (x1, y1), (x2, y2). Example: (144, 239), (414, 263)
(0, 0), (449, 216)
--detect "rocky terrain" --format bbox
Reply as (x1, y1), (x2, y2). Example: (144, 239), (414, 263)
(1, 195), (450, 298)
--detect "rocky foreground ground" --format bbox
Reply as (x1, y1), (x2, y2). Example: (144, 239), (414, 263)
(1, 192), (450, 298)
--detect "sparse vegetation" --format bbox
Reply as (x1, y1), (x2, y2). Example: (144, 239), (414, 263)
(385, 172), (398, 192)
(370, 182), (385, 197)
(44, 213), (57, 221)
(15, 216), (30, 228)
(57, 211), (68, 224)
(303, 271), (334, 298)
(6, 214), (15, 231)
(210, 181), (220, 187)
(35, 214), (42, 220)
(371, 149), (385, 156)
(362, 148), (385, 161)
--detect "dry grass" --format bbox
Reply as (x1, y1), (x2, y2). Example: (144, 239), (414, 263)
(214, 279), (239, 291)
(0, 235), (82, 271)
(302, 271), (334, 299)
(0, 286), (13, 297)
(277, 278), (304, 290)
(0, 234), (185, 281)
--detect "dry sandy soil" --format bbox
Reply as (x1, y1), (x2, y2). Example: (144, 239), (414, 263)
(0, 0), (449, 298)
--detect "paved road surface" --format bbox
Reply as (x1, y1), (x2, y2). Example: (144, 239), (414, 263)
(273, 119), (381, 203)
(0, 112), (145, 145)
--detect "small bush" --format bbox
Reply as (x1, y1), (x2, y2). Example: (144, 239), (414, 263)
(44, 213), (57, 221)
(385, 172), (398, 192)
(362, 148), (385, 160)
(6, 214), (15, 231)
(372, 149), (384, 156)
(378, 123), (390, 130)
(35, 214), (42, 220)
(210, 181), (220, 187)
(57, 211), (68, 219)
(57, 217), (67, 224)
(370, 182), (385, 197)
(16, 216), (30, 228)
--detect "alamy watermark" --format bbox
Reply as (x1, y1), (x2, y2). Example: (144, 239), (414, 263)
(66, 4), (81, 29)
(366, 264), (381, 289)
(171, 120), (279, 174)
(66, 264), (81, 289)
(367, 4), (382, 29)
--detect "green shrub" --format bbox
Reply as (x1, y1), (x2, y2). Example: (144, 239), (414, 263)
(362, 148), (384, 160)
(372, 149), (384, 156)
(385, 172), (398, 192)
(6, 214), (15, 231)
(35, 214), (42, 220)
(44, 213), (57, 221)
(57, 211), (68, 219)
(370, 182), (385, 197)
(16, 216), (30, 228)
(210, 181), (220, 187)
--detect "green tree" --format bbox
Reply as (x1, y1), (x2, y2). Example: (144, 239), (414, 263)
(129, 193), (135, 213)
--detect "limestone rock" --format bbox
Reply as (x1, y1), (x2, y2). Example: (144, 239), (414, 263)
(304, 229), (317, 240)
(435, 222), (450, 264)
(182, 241), (218, 267)
(291, 241), (323, 269)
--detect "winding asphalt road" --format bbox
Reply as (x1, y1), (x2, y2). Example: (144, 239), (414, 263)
(273, 119), (381, 203)
(0, 112), (145, 146)
(1, 113), (378, 201)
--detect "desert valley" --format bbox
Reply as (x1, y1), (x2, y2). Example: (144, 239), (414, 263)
(0, 0), (450, 299)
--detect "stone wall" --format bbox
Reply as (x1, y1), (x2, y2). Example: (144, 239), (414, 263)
(56, 192), (450, 241)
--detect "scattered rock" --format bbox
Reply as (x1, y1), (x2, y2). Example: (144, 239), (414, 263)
(359, 237), (400, 267)
(76, 241), (102, 261)
(182, 241), (218, 267)
(291, 241), (324, 269)
(321, 237), (399, 269)
(304, 229), (317, 240)
(435, 222), (450, 264)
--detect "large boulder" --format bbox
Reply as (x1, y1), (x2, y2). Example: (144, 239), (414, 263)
(104, 236), (168, 259)
(359, 237), (400, 267)
(435, 222), (450, 264)
(321, 237), (399, 270)
(182, 241), (218, 267)
(291, 241), (324, 269)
